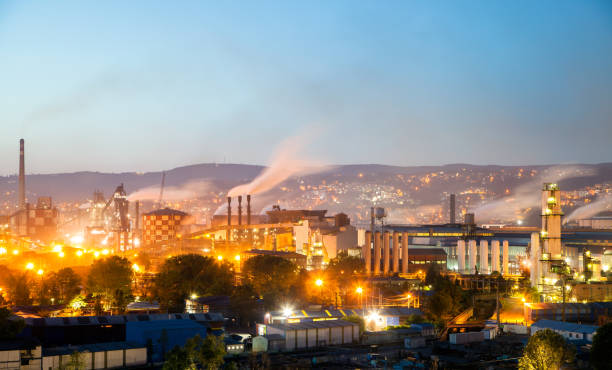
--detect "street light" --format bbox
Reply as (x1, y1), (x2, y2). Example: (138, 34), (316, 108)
(356, 286), (363, 311)
(25, 262), (34, 270)
(315, 279), (323, 309)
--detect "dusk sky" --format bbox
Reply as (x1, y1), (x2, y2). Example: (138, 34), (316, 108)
(1, 0), (611, 174)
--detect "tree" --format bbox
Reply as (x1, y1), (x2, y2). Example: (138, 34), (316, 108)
(6, 271), (32, 306)
(162, 345), (194, 370)
(87, 256), (132, 313)
(519, 329), (575, 370)
(242, 255), (297, 310)
(591, 322), (612, 370)
(326, 253), (364, 306)
(45, 268), (82, 304)
(230, 284), (261, 327)
(154, 254), (234, 312)
(162, 335), (226, 370)
(0, 307), (25, 340)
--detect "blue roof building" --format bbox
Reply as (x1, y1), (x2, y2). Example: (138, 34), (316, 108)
(126, 320), (208, 362)
(530, 320), (599, 343)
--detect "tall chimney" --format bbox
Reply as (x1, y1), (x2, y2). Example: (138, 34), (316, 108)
(238, 195), (242, 226)
(19, 139), (25, 210)
(227, 196), (232, 242)
(134, 201), (140, 232)
(450, 194), (456, 224)
(247, 195), (251, 225)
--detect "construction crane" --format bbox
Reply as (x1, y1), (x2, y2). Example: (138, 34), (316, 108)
(157, 172), (166, 208)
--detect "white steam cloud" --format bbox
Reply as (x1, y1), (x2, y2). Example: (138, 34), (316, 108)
(473, 165), (595, 222)
(564, 194), (612, 224)
(128, 179), (212, 202)
(227, 132), (332, 197)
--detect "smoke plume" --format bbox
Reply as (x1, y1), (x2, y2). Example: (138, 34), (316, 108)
(128, 179), (212, 202)
(227, 132), (332, 197)
(473, 165), (595, 222)
(564, 194), (612, 224)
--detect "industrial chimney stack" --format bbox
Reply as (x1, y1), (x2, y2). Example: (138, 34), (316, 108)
(246, 195), (251, 225)
(227, 197), (232, 242)
(450, 194), (456, 224)
(19, 139), (25, 210)
(238, 195), (242, 225)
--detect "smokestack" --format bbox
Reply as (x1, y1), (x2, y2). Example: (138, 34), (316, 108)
(238, 195), (242, 226)
(247, 195), (251, 225)
(19, 139), (25, 210)
(450, 194), (456, 224)
(227, 197), (232, 225)
(227, 196), (232, 242)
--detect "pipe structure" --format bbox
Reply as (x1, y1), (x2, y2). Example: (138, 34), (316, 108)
(457, 240), (466, 273)
(530, 233), (541, 288)
(364, 231), (372, 274)
(19, 139), (25, 210)
(491, 240), (500, 273)
(401, 232), (409, 273)
(392, 232), (400, 273)
(373, 232), (381, 275)
(237, 195), (242, 226)
(468, 240), (477, 274)
(502, 240), (509, 275)
(383, 232), (390, 274)
(480, 240), (489, 274)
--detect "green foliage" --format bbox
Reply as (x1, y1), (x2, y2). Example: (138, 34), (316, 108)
(343, 314), (365, 335)
(154, 254), (234, 312)
(591, 322), (612, 370)
(44, 268), (82, 304)
(87, 256), (132, 313)
(424, 266), (470, 323)
(519, 329), (575, 370)
(163, 346), (194, 370)
(6, 271), (32, 306)
(59, 351), (86, 370)
(0, 307), (25, 340)
(242, 255), (298, 310)
(163, 334), (226, 370)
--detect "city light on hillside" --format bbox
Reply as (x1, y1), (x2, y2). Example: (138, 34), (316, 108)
(25, 262), (34, 270)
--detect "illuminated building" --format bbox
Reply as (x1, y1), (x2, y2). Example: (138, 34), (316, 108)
(9, 197), (58, 242)
(142, 208), (192, 246)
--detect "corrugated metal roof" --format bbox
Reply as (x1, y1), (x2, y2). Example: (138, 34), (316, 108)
(25, 312), (224, 327)
(531, 320), (599, 334)
(266, 319), (358, 331)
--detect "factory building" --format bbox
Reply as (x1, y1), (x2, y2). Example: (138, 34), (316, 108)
(530, 320), (599, 343)
(142, 208), (193, 246)
(9, 197), (59, 242)
(577, 216), (612, 229)
(524, 302), (612, 325)
(256, 320), (359, 350)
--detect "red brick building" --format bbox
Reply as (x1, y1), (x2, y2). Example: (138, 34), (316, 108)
(142, 208), (191, 245)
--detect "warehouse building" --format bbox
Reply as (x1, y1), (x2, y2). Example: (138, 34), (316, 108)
(530, 320), (599, 343)
(256, 320), (359, 350)
(524, 302), (612, 324)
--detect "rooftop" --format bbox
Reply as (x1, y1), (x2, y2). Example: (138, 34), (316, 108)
(531, 319), (599, 335)
(144, 208), (187, 216)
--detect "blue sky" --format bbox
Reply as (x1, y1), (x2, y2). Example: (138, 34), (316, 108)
(1, 0), (611, 174)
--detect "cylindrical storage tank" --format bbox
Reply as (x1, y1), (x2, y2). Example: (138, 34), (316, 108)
(364, 231), (372, 274)
(457, 240), (466, 273)
(392, 232), (400, 273)
(469, 240), (477, 274)
(383, 232), (390, 274)
(503, 240), (509, 275)
(480, 240), (489, 274)
(374, 232), (382, 275)
(491, 240), (500, 273)
(402, 232), (409, 273)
